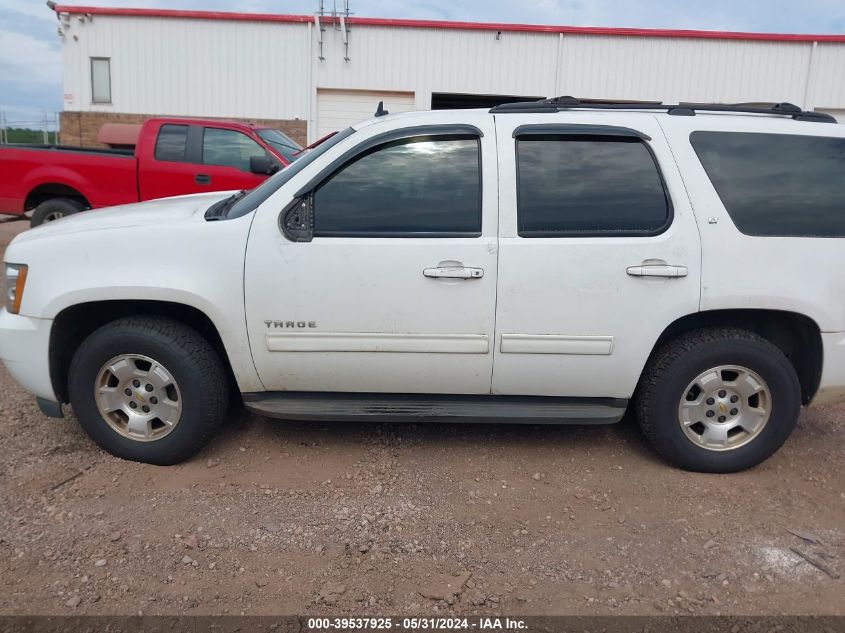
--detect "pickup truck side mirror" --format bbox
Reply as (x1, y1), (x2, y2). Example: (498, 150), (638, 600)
(250, 155), (280, 175)
(280, 195), (313, 242)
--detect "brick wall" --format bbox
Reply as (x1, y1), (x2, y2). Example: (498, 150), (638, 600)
(59, 111), (307, 148)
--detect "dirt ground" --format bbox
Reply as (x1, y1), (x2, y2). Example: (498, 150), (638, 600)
(0, 216), (842, 617)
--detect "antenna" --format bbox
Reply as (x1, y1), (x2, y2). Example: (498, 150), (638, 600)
(375, 101), (389, 117)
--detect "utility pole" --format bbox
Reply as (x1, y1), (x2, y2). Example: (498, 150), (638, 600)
(0, 111), (6, 144)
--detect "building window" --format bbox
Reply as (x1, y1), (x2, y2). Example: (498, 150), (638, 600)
(516, 135), (670, 237)
(91, 57), (111, 104)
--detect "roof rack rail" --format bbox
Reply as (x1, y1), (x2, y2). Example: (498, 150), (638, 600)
(489, 96), (837, 123)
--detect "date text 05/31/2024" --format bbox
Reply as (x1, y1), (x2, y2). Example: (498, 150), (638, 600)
(306, 617), (528, 630)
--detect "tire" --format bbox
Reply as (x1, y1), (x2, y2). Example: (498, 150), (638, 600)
(635, 328), (801, 473)
(68, 316), (229, 465)
(30, 198), (85, 227)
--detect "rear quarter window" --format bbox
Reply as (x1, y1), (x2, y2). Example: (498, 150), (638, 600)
(690, 131), (845, 237)
(154, 124), (189, 162)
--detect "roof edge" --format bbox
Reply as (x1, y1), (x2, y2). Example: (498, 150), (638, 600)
(50, 5), (845, 43)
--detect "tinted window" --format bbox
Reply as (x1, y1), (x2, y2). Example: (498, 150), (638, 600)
(202, 128), (266, 171)
(225, 128), (355, 220)
(154, 124), (188, 162)
(691, 131), (845, 237)
(516, 136), (670, 236)
(257, 128), (302, 163)
(313, 136), (481, 237)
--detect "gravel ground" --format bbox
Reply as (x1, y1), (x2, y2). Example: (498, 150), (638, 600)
(0, 216), (843, 616)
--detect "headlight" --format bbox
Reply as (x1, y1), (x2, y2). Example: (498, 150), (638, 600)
(5, 264), (28, 314)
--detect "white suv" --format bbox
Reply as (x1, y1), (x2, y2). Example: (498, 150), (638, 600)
(1, 98), (843, 472)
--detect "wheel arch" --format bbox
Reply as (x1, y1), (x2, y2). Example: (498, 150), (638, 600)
(49, 300), (238, 404)
(25, 182), (90, 211)
(648, 309), (822, 405)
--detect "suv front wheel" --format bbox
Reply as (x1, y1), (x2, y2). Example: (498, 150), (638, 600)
(636, 328), (801, 473)
(68, 316), (229, 465)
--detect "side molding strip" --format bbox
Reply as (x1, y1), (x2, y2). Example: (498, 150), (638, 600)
(500, 334), (614, 355)
(266, 332), (490, 354)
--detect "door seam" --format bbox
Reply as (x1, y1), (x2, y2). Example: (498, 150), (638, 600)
(654, 115), (703, 313)
(489, 114), (501, 394)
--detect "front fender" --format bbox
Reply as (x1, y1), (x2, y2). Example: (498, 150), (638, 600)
(43, 287), (263, 393)
(7, 210), (260, 392)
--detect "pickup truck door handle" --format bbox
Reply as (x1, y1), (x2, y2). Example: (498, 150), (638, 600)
(423, 266), (484, 279)
(195, 174), (211, 185)
(626, 262), (688, 278)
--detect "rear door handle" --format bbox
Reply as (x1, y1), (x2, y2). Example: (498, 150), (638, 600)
(626, 263), (688, 278)
(423, 266), (484, 279)
(195, 174), (211, 185)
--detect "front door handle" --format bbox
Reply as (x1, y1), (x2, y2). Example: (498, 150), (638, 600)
(195, 173), (211, 185)
(627, 262), (688, 278)
(423, 266), (484, 279)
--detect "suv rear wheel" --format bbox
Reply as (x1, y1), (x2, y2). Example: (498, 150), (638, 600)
(635, 328), (801, 473)
(68, 316), (228, 465)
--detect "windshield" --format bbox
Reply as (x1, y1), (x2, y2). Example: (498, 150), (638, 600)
(257, 129), (302, 163)
(225, 126), (356, 220)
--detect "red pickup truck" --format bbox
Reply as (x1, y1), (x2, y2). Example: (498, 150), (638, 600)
(0, 117), (302, 226)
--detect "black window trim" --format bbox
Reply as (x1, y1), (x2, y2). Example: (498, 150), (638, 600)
(184, 125), (203, 163)
(514, 127), (674, 238)
(296, 125), (485, 239)
(512, 123), (652, 141)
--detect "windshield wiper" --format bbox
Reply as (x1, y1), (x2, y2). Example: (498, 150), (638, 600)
(205, 189), (247, 221)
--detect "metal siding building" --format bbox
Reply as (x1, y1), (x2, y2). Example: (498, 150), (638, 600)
(53, 5), (845, 144)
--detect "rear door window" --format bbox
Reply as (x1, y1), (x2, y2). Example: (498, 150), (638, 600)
(516, 135), (671, 236)
(690, 131), (845, 237)
(154, 124), (188, 162)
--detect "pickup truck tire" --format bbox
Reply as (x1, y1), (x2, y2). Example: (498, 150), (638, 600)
(67, 316), (229, 465)
(30, 197), (85, 227)
(635, 328), (801, 473)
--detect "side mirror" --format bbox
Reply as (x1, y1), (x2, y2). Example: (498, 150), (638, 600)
(279, 195), (313, 242)
(250, 155), (280, 175)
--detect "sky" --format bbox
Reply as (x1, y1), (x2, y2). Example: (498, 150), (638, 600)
(2, 0), (845, 129)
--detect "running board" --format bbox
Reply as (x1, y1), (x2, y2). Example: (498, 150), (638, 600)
(242, 392), (627, 424)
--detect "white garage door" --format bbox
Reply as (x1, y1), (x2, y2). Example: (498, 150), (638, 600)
(816, 108), (845, 123)
(316, 89), (416, 138)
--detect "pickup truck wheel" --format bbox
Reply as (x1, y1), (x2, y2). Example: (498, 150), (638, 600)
(635, 328), (801, 473)
(30, 198), (85, 227)
(68, 316), (228, 465)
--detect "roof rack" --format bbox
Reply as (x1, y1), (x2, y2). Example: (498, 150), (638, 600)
(489, 96), (836, 123)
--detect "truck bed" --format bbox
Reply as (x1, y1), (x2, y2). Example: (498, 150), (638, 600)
(0, 144), (138, 215)
(3, 144), (135, 156)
